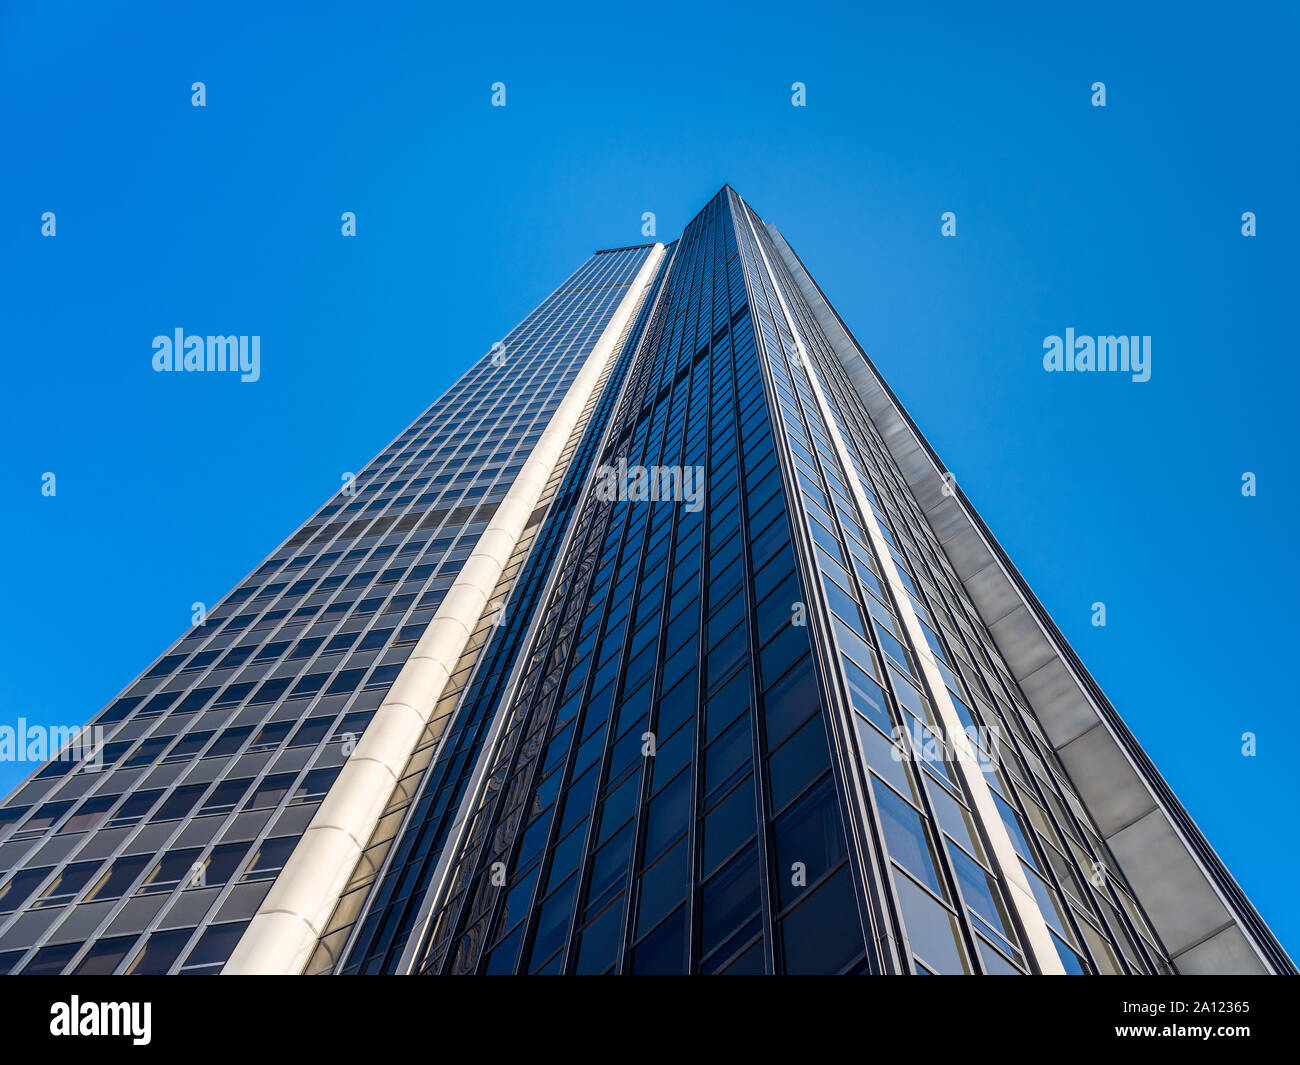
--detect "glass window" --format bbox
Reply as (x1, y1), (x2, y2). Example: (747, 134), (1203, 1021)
(643, 770), (690, 861)
(699, 843), (760, 960)
(248, 721), (293, 751)
(73, 935), (138, 975)
(290, 767), (338, 803)
(165, 730), (215, 761)
(762, 655), (819, 749)
(894, 873), (968, 975)
(199, 778), (252, 815)
(150, 784), (207, 823)
(246, 773), (296, 811)
(138, 848), (205, 894)
(844, 656), (890, 732)
(631, 905), (686, 975)
(768, 714), (830, 814)
(773, 776), (848, 909)
(33, 860), (101, 907)
(636, 838), (687, 938)
(704, 715), (751, 801)
(21, 941), (82, 975)
(0, 867), (53, 913)
(948, 844), (1018, 954)
(874, 779), (943, 896)
(178, 922), (248, 973)
(1051, 930), (1088, 974)
(60, 795), (115, 833)
(86, 854), (151, 900)
(290, 717), (333, 748)
(780, 865), (864, 974)
(21, 801), (73, 834)
(702, 776), (755, 876)
(527, 877), (577, 972)
(105, 790), (164, 827)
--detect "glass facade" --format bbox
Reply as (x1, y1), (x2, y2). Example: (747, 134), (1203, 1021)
(730, 199), (1160, 974)
(0, 245), (658, 974)
(0, 187), (1288, 976)
(398, 190), (1168, 975)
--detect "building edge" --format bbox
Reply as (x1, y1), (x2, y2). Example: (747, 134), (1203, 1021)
(764, 221), (1294, 976)
(221, 244), (666, 975)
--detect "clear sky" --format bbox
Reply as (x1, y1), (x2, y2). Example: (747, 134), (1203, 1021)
(2, 2), (1296, 958)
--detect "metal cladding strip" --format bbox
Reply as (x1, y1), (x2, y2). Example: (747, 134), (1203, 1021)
(223, 244), (666, 975)
(394, 242), (678, 975)
(742, 211), (1068, 975)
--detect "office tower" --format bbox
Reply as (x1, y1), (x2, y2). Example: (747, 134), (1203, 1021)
(0, 188), (1289, 976)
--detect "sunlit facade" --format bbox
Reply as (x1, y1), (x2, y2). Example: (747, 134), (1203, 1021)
(0, 189), (1288, 976)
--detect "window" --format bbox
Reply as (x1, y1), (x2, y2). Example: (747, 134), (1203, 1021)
(150, 784), (207, 823)
(123, 737), (170, 767)
(699, 844), (760, 961)
(704, 715), (751, 802)
(72, 935), (138, 975)
(874, 779), (943, 896)
(894, 873), (967, 975)
(773, 776), (848, 909)
(33, 860), (101, 907)
(60, 795), (115, 834)
(18, 801), (72, 835)
(137, 848), (205, 895)
(126, 928), (194, 975)
(174, 687), (217, 713)
(780, 865), (864, 974)
(104, 790), (164, 828)
(844, 656), (889, 731)
(0, 867), (54, 913)
(761, 655), (818, 749)
(767, 714), (831, 814)
(289, 767), (339, 804)
(948, 844), (1018, 957)
(195, 843), (248, 888)
(206, 726), (254, 757)
(245, 774), (295, 811)
(289, 717), (333, 748)
(241, 837), (296, 881)
(85, 854), (151, 900)
(199, 778), (252, 815)
(631, 906), (686, 975)
(702, 776), (755, 876)
(165, 730), (215, 761)
(21, 942), (82, 975)
(643, 770), (689, 861)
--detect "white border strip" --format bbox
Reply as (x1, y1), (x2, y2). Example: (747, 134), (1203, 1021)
(223, 245), (665, 975)
(743, 212), (1066, 974)
(390, 243), (673, 974)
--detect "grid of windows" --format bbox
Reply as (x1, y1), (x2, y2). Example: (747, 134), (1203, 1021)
(731, 196), (1168, 973)
(413, 190), (872, 975)
(398, 188), (1173, 976)
(1, 185), (1274, 976)
(308, 244), (673, 974)
(0, 246), (655, 974)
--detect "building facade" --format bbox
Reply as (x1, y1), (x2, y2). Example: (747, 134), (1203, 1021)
(0, 188), (1290, 975)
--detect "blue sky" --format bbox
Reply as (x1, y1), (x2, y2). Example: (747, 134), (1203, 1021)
(2, 2), (1296, 957)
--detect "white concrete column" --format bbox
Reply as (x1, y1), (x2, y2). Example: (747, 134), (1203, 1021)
(742, 213), (1067, 975)
(223, 245), (664, 975)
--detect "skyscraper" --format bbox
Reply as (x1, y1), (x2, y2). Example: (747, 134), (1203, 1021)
(0, 188), (1289, 976)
